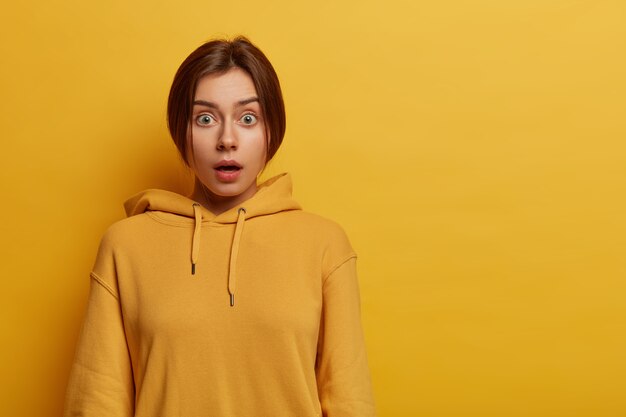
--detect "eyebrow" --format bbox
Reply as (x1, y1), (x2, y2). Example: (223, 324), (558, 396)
(193, 97), (259, 108)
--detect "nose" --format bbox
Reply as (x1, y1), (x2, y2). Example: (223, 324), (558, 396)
(217, 121), (237, 150)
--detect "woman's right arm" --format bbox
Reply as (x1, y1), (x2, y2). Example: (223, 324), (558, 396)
(63, 233), (135, 416)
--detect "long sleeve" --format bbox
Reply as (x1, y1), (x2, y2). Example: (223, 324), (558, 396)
(63, 270), (135, 416)
(316, 255), (377, 417)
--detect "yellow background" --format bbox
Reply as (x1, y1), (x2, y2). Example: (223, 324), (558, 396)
(1, 1), (625, 416)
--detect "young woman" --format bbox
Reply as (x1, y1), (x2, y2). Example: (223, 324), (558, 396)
(63, 36), (376, 417)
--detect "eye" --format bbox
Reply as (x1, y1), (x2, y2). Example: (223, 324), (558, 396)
(240, 113), (258, 125)
(196, 114), (215, 126)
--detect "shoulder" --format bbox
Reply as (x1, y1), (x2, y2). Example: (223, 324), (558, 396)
(286, 209), (353, 246)
(91, 214), (153, 274)
(98, 213), (154, 246)
(287, 209), (357, 275)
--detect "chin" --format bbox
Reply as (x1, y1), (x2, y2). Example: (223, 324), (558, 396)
(207, 181), (254, 196)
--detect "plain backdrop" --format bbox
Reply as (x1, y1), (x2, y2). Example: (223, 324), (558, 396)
(1, 1), (625, 416)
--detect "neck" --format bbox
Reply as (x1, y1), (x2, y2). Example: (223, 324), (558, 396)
(189, 177), (258, 216)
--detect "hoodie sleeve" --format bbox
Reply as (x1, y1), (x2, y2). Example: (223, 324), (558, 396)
(63, 230), (135, 416)
(316, 251), (377, 416)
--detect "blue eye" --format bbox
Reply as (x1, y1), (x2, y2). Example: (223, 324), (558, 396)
(197, 114), (214, 126)
(240, 114), (257, 125)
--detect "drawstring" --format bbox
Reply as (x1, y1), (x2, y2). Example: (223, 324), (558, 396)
(228, 207), (247, 307)
(189, 203), (247, 308)
(191, 203), (202, 275)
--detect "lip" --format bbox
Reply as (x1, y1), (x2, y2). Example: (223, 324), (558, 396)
(213, 159), (243, 182)
(213, 159), (243, 169)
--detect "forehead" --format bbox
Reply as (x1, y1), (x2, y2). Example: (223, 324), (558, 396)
(194, 68), (258, 102)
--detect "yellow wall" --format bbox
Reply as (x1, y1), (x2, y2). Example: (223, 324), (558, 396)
(1, 1), (625, 416)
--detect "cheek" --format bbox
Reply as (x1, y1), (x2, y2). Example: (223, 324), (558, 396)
(255, 132), (269, 165)
(239, 128), (267, 158)
(186, 129), (213, 169)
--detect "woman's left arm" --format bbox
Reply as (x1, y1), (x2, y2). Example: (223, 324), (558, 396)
(316, 254), (377, 417)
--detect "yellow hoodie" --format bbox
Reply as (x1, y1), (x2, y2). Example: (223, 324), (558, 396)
(63, 172), (376, 417)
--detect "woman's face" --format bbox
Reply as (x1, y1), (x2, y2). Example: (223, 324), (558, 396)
(187, 68), (268, 209)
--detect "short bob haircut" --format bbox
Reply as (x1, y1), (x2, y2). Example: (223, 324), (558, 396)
(167, 36), (286, 167)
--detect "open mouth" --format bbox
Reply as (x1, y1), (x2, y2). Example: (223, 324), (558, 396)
(215, 166), (241, 172)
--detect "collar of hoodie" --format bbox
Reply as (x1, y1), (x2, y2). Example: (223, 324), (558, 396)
(122, 172), (301, 308)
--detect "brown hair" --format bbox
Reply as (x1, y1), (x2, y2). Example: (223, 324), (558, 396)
(167, 36), (286, 167)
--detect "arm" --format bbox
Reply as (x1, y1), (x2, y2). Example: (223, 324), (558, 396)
(63, 236), (135, 416)
(316, 255), (377, 417)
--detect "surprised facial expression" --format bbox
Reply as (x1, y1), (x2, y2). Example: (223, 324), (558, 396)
(187, 68), (268, 207)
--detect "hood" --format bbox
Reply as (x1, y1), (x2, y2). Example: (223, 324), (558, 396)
(123, 172), (300, 223)
(122, 172), (301, 307)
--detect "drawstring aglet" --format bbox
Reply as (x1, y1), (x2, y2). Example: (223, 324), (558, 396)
(191, 263), (196, 275)
(230, 294), (235, 307)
